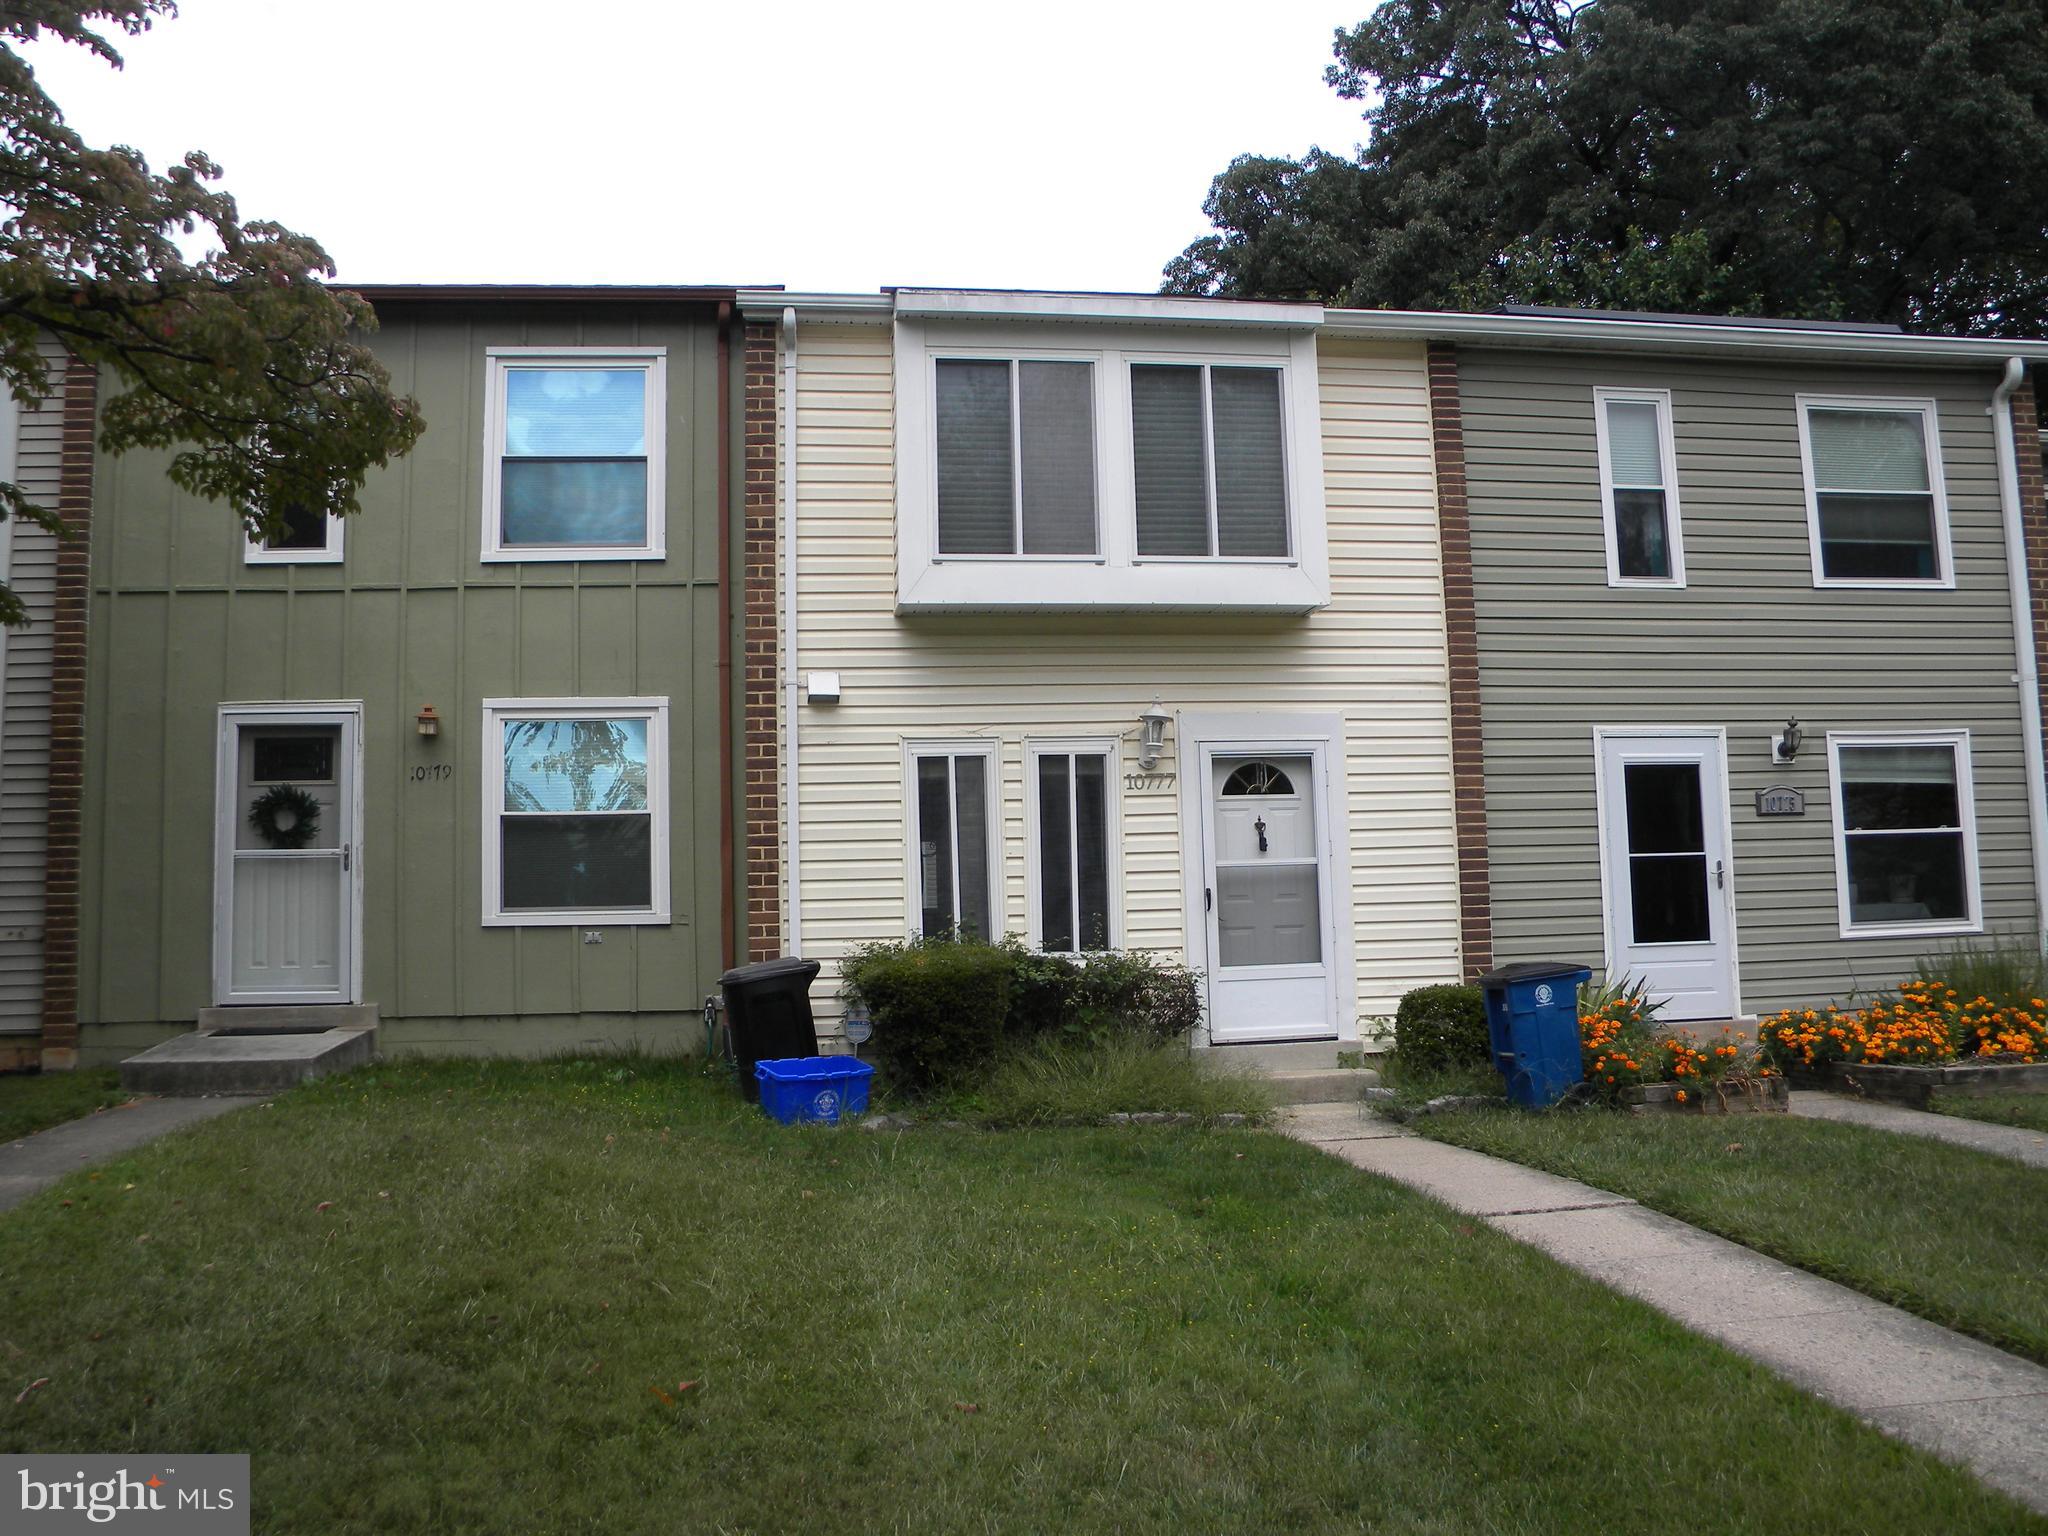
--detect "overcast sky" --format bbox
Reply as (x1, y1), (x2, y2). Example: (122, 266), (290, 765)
(22, 0), (1372, 295)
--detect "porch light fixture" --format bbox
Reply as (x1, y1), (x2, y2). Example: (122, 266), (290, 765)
(1771, 718), (1802, 765)
(1137, 698), (1171, 770)
(416, 705), (441, 739)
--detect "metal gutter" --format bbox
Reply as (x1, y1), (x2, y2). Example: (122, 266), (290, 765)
(781, 306), (803, 956)
(1990, 359), (2048, 946)
(1321, 307), (2048, 365)
(715, 301), (736, 971)
(892, 289), (1322, 330)
(738, 290), (891, 322)
(343, 283), (748, 305)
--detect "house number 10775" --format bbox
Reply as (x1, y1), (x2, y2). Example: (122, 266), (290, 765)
(409, 764), (452, 783)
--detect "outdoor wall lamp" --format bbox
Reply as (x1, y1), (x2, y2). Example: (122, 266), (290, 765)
(1771, 718), (1802, 765)
(1137, 697), (1171, 770)
(416, 705), (441, 739)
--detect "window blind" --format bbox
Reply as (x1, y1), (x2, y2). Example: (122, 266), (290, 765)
(1213, 367), (1288, 557)
(1018, 361), (1096, 554)
(1604, 399), (1664, 487)
(935, 360), (1015, 554)
(1808, 409), (1931, 493)
(1132, 364), (1210, 556)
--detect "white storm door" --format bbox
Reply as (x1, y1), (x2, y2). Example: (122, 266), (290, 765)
(1596, 729), (1738, 1020)
(1204, 753), (1335, 1042)
(214, 707), (360, 1004)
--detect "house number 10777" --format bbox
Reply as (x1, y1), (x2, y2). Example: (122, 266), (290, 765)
(1124, 772), (1175, 791)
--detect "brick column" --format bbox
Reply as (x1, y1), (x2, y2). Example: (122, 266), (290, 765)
(1426, 343), (1494, 979)
(741, 322), (782, 961)
(41, 358), (96, 1069)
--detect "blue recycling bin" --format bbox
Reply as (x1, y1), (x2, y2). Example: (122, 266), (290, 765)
(1479, 961), (1591, 1108)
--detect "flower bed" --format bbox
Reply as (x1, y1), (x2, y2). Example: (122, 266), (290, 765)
(1760, 980), (2048, 1075)
(1579, 987), (1772, 1109)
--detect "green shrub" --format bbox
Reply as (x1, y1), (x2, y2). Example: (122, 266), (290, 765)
(841, 934), (1206, 1094)
(839, 933), (1017, 1092)
(1394, 983), (1490, 1073)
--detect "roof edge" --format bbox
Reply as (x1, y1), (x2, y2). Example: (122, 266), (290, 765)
(343, 283), (752, 305)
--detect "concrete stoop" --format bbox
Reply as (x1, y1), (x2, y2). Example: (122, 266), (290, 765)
(1202, 1041), (1384, 1106)
(120, 1008), (378, 1096)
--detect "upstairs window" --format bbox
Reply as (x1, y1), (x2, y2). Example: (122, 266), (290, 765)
(1799, 399), (1950, 587)
(1829, 733), (1979, 936)
(1593, 388), (1682, 585)
(246, 502), (344, 565)
(1132, 363), (1289, 558)
(484, 349), (666, 561)
(935, 358), (1097, 555)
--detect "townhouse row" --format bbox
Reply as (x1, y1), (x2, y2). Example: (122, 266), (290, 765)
(6, 285), (2047, 1066)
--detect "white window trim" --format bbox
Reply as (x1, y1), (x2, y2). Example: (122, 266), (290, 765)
(1826, 728), (1981, 940)
(1592, 386), (1684, 588)
(895, 319), (1330, 612)
(1797, 394), (1953, 591)
(481, 696), (671, 927)
(1022, 737), (1125, 954)
(930, 352), (1105, 562)
(481, 347), (667, 563)
(244, 511), (345, 565)
(900, 738), (1003, 939)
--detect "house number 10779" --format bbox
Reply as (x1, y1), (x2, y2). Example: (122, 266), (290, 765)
(409, 764), (452, 783)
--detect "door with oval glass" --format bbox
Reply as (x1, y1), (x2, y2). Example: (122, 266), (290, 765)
(1595, 728), (1738, 1020)
(1204, 754), (1333, 1041)
(213, 706), (360, 1004)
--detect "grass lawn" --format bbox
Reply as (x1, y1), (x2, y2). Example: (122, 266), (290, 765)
(0, 1060), (2038, 1535)
(0, 1068), (132, 1143)
(1934, 1092), (2048, 1135)
(1418, 1108), (2048, 1366)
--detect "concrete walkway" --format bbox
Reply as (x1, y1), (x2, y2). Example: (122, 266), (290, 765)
(0, 1097), (250, 1214)
(1280, 1101), (2048, 1516)
(1790, 1090), (2048, 1170)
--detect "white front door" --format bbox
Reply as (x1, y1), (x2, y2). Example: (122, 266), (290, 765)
(1203, 754), (1335, 1042)
(214, 706), (360, 1005)
(1596, 729), (1738, 1020)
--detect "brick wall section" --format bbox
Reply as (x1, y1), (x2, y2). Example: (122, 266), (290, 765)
(40, 358), (95, 1068)
(2017, 380), (2048, 816)
(742, 322), (782, 961)
(1426, 342), (1494, 979)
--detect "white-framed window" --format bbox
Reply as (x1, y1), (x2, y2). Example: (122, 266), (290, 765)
(1827, 730), (1980, 939)
(1131, 360), (1290, 560)
(482, 697), (670, 926)
(1025, 739), (1121, 953)
(482, 348), (666, 562)
(934, 356), (1098, 556)
(902, 740), (1001, 940)
(893, 304), (1329, 613)
(1797, 397), (1952, 588)
(1593, 387), (1682, 586)
(245, 503), (344, 565)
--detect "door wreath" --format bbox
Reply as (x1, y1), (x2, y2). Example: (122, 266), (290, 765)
(248, 783), (321, 850)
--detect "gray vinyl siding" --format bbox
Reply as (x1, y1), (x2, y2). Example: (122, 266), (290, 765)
(0, 344), (65, 1033)
(78, 305), (725, 1049)
(1462, 347), (2035, 1014)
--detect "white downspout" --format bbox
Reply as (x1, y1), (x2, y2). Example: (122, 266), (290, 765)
(1992, 357), (2048, 946)
(781, 306), (803, 956)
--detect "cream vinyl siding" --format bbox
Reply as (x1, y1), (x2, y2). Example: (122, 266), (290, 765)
(788, 324), (1461, 1037)
(0, 345), (65, 1033)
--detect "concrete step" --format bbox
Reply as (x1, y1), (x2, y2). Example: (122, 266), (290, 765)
(1200, 1041), (1385, 1105)
(120, 1026), (376, 1096)
(196, 1003), (380, 1035)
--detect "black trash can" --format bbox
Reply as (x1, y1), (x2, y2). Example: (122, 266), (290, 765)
(719, 956), (822, 1101)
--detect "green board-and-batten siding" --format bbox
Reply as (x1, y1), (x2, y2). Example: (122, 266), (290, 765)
(76, 302), (728, 1055)
(1459, 347), (2039, 1014)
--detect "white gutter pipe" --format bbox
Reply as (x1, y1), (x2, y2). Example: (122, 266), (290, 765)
(781, 306), (802, 956)
(1992, 357), (2048, 948)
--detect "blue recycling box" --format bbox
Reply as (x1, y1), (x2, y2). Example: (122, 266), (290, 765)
(754, 1056), (874, 1125)
(1478, 961), (1592, 1108)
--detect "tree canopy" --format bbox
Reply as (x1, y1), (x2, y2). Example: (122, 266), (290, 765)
(0, 1), (420, 623)
(1164, 0), (2048, 335)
